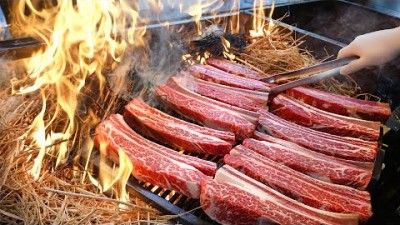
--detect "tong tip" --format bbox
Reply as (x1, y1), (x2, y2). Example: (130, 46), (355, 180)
(263, 77), (275, 84)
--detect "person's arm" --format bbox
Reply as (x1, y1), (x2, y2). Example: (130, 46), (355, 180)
(337, 27), (400, 75)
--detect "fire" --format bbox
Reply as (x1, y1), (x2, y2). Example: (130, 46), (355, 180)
(28, 90), (47, 180)
(89, 140), (133, 202)
(221, 36), (236, 61)
(6, 0), (278, 209)
(250, 0), (266, 37)
(228, 0), (241, 34)
(183, 0), (240, 64)
(250, 0), (276, 37)
(187, 0), (221, 36)
(266, 1), (276, 35)
(184, 0), (277, 64)
(10, 0), (144, 201)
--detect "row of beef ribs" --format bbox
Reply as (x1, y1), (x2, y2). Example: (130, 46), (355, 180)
(95, 57), (392, 225)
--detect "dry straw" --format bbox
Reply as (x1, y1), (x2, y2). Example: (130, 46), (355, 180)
(237, 24), (361, 97)
(0, 76), (165, 224)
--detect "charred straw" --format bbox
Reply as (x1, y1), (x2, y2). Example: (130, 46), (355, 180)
(189, 32), (247, 57)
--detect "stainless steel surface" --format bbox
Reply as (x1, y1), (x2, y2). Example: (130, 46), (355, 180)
(350, 0), (400, 18)
(263, 56), (357, 84)
(244, 0), (400, 17)
(268, 67), (342, 95)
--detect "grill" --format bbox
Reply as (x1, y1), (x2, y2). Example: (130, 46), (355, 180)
(1, 1), (400, 225)
(95, 4), (398, 224)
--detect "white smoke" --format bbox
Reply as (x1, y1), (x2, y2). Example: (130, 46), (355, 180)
(0, 57), (16, 89)
(135, 26), (185, 85)
(106, 25), (186, 103)
(0, 57), (25, 132)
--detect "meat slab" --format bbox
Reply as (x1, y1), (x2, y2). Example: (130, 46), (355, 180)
(172, 75), (268, 111)
(258, 110), (378, 162)
(241, 139), (371, 188)
(252, 131), (374, 170)
(95, 114), (215, 198)
(206, 57), (266, 80)
(166, 76), (260, 123)
(271, 94), (381, 141)
(287, 86), (391, 123)
(155, 84), (256, 140)
(224, 147), (372, 221)
(124, 98), (234, 155)
(200, 165), (359, 225)
(188, 64), (271, 91)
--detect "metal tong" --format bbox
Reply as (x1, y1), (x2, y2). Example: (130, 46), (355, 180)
(262, 56), (358, 95)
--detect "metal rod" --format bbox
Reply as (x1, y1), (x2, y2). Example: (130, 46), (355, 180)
(268, 67), (342, 95)
(262, 56), (358, 84)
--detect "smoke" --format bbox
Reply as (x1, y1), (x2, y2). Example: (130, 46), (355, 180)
(106, 25), (187, 104)
(0, 94), (24, 132)
(134, 26), (186, 85)
(0, 56), (16, 89)
(0, 57), (25, 132)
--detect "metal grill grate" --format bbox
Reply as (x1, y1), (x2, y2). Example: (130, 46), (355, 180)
(126, 164), (221, 225)
(122, 130), (387, 225)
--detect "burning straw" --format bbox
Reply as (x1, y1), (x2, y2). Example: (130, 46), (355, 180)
(0, 0), (171, 224)
(0, 73), (166, 224)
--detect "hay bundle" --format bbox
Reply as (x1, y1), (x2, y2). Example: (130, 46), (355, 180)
(239, 28), (316, 74)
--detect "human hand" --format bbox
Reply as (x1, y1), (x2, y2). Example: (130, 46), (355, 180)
(337, 27), (400, 75)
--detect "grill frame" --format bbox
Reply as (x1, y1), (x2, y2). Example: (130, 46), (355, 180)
(1, 1), (397, 224)
(116, 8), (393, 224)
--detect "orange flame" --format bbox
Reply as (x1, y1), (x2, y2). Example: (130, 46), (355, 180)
(187, 0), (220, 36)
(250, 0), (276, 37)
(221, 36), (235, 61)
(250, 0), (265, 37)
(10, 0), (145, 202)
(228, 0), (241, 34)
(266, 1), (276, 35)
(89, 141), (133, 202)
